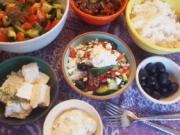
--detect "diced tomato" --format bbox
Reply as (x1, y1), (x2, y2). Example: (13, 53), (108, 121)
(27, 7), (37, 15)
(111, 71), (116, 77)
(111, 50), (115, 54)
(87, 85), (97, 91)
(84, 52), (90, 59)
(51, 19), (59, 29)
(29, 0), (35, 4)
(6, 6), (16, 12)
(23, 22), (32, 30)
(40, 0), (47, 6)
(117, 53), (125, 61)
(101, 78), (107, 83)
(17, 32), (24, 41)
(28, 14), (38, 23)
(123, 69), (131, 76)
(0, 33), (8, 42)
(0, 20), (3, 27)
(0, 11), (6, 19)
(69, 48), (76, 58)
(37, 8), (46, 22)
(18, 0), (25, 3)
(45, 20), (51, 31)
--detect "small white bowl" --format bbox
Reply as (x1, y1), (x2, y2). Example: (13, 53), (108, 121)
(136, 56), (180, 104)
(43, 99), (103, 135)
(0, 0), (69, 53)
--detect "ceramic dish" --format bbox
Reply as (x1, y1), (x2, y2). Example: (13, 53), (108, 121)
(62, 32), (136, 100)
(0, 56), (58, 125)
(70, 0), (128, 25)
(136, 56), (180, 104)
(0, 0), (69, 53)
(126, 0), (180, 54)
(43, 99), (103, 135)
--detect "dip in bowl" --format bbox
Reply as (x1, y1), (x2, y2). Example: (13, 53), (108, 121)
(43, 99), (103, 135)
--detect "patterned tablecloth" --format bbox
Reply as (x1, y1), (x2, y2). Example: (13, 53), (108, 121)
(0, 7), (180, 135)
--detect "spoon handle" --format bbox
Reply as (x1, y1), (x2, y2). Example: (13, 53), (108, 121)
(142, 120), (180, 135)
(141, 113), (180, 121)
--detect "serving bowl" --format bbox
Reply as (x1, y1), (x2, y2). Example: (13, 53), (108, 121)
(126, 0), (180, 54)
(62, 32), (136, 100)
(70, 0), (128, 25)
(43, 99), (103, 135)
(0, 0), (69, 53)
(136, 56), (180, 104)
(0, 56), (58, 125)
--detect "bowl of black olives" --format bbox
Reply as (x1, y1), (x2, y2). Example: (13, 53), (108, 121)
(136, 56), (180, 104)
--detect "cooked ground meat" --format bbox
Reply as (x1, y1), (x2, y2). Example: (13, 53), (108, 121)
(73, 0), (121, 16)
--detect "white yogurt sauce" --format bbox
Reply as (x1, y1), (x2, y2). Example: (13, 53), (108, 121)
(51, 109), (97, 135)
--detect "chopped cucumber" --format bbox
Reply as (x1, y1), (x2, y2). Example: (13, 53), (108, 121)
(96, 85), (109, 94)
(53, 4), (63, 9)
(42, 3), (52, 13)
(7, 27), (16, 40)
(2, 16), (11, 26)
(120, 57), (127, 63)
(32, 3), (40, 8)
(122, 73), (128, 81)
(112, 65), (120, 70)
(26, 29), (39, 38)
(13, 24), (25, 33)
(56, 9), (62, 19)
(91, 66), (112, 76)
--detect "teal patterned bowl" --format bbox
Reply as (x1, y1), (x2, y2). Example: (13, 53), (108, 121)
(62, 32), (136, 100)
(0, 56), (58, 125)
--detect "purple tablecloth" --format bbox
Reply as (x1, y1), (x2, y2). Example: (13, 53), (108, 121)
(0, 7), (180, 135)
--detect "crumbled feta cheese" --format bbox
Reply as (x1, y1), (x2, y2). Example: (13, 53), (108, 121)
(115, 72), (120, 76)
(115, 77), (122, 85)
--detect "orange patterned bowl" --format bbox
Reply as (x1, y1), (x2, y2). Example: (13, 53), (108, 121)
(70, 0), (128, 25)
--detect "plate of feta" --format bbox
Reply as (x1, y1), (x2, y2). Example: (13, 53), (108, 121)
(0, 56), (58, 125)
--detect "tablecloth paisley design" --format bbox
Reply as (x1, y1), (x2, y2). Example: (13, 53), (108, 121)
(0, 8), (180, 135)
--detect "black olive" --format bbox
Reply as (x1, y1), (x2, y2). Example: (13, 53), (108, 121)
(147, 76), (157, 88)
(77, 63), (89, 71)
(168, 82), (179, 94)
(155, 62), (166, 73)
(111, 43), (117, 50)
(75, 80), (86, 90)
(140, 80), (146, 88)
(144, 87), (153, 95)
(145, 63), (156, 75)
(161, 88), (169, 97)
(153, 83), (160, 90)
(139, 69), (148, 81)
(151, 91), (161, 99)
(158, 73), (168, 85)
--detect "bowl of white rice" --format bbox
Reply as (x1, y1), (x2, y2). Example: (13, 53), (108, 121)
(126, 0), (180, 54)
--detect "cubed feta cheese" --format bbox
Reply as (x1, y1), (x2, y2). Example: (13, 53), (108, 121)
(35, 72), (50, 84)
(16, 83), (33, 100)
(22, 63), (40, 83)
(30, 84), (50, 108)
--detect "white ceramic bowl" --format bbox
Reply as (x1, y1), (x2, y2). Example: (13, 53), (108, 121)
(136, 56), (180, 104)
(0, 0), (69, 53)
(43, 99), (103, 135)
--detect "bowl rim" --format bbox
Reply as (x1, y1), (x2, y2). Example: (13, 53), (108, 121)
(70, 0), (128, 20)
(62, 31), (136, 100)
(43, 99), (103, 135)
(125, 0), (180, 52)
(0, 56), (59, 125)
(0, 0), (69, 45)
(136, 56), (180, 104)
